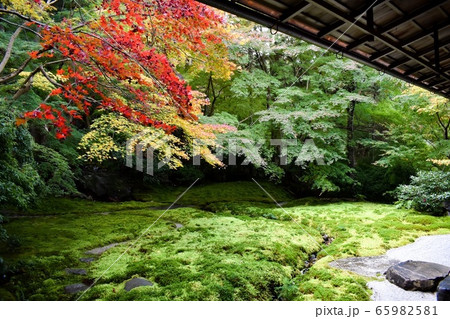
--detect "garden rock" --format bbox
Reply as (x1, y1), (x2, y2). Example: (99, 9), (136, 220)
(85, 243), (121, 255)
(79, 257), (95, 263)
(65, 268), (87, 276)
(64, 283), (88, 294)
(385, 260), (450, 291)
(437, 276), (450, 301)
(124, 278), (153, 291)
(175, 223), (183, 229)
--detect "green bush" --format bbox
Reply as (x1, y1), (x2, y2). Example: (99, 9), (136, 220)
(0, 103), (43, 209)
(395, 171), (450, 215)
(32, 144), (79, 197)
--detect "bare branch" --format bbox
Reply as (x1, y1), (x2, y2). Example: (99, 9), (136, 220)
(38, 65), (61, 87)
(0, 9), (45, 26)
(0, 23), (25, 74)
(12, 59), (69, 99)
(436, 112), (445, 129)
(0, 18), (43, 38)
(13, 75), (34, 100)
(0, 57), (32, 84)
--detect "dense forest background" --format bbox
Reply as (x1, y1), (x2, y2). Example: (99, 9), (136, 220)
(0, 0), (449, 213)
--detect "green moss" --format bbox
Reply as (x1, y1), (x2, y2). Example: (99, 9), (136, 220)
(1, 182), (449, 301)
(135, 181), (293, 206)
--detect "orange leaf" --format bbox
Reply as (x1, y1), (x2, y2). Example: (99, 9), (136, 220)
(16, 118), (27, 126)
(50, 88), (63, 96)
(28, 51), (40, 59)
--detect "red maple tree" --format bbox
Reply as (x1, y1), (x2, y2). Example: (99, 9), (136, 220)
(6, 0), (229, 138)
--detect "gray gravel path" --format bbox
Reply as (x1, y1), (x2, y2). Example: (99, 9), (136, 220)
(329, 234), (450, 301)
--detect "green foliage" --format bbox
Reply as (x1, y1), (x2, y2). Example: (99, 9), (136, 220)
(276, 278), (299, 300)
(0, 102), (43, 209)
(32, 144), (79, 197)
(0, 215), (7, 243)
(355, 163), (415, 202)
(395, 171), (450, 215)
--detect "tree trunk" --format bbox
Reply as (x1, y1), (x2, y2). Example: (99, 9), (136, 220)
(205, 73), (216, 116)
(266, 86), (272, 109)
(347, 100), (356, 168)
(436, 112), (449, 140)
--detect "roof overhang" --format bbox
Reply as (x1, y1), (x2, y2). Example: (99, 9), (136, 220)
(197, 0), (450, 98)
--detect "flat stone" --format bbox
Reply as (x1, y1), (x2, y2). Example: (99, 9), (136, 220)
(174, 223), (183, 229)
(64, 283), (88, 294)
(330, 255), (400, 278)
(65, 268), (87, 276)
(79, 257), (95, 263)
(368, 280), (436, 301)
(85, 243), (121, 255)
(124, 278), (153, 291)
(385, 260), (450, 291)
(437, 276), (450, 301)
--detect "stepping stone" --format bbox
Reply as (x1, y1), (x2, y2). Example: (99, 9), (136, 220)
(79, 257), (95, 263)
(174, 223), (183, 229)
(85, 243), (120, 255)
(124, 278), (153, 291)
(385, 260), (450, 291)
(64, 283), (88, 294)
(437, 276), (450, 301)
(65, 268), (87, 276)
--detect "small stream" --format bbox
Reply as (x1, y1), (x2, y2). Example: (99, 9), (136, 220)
(300, 233), (334, 275)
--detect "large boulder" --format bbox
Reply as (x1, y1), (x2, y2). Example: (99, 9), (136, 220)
(385, 260), (450, 291)
(437, 276), (450, 301)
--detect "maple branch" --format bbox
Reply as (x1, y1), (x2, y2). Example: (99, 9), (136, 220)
(0, 17), (42, 38)
(0, 23), (25, 74)
(13, 67), (40, 100)
(0, 46), (56, 84)
(13, 59), (69, 99)
(436, 112), (444, 128)
(38, 65), (61, 87)
(77, 30), (168, 90)
(0, 9), (46, 26)
(0, 57), (32, 84)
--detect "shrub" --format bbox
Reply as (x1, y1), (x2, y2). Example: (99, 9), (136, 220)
(395, 171), (450, 215)
(0, 104), (43, 209)
(32, 144), (79, 197)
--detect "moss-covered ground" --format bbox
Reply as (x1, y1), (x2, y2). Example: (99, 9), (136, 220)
(1, 181), (449, 301)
